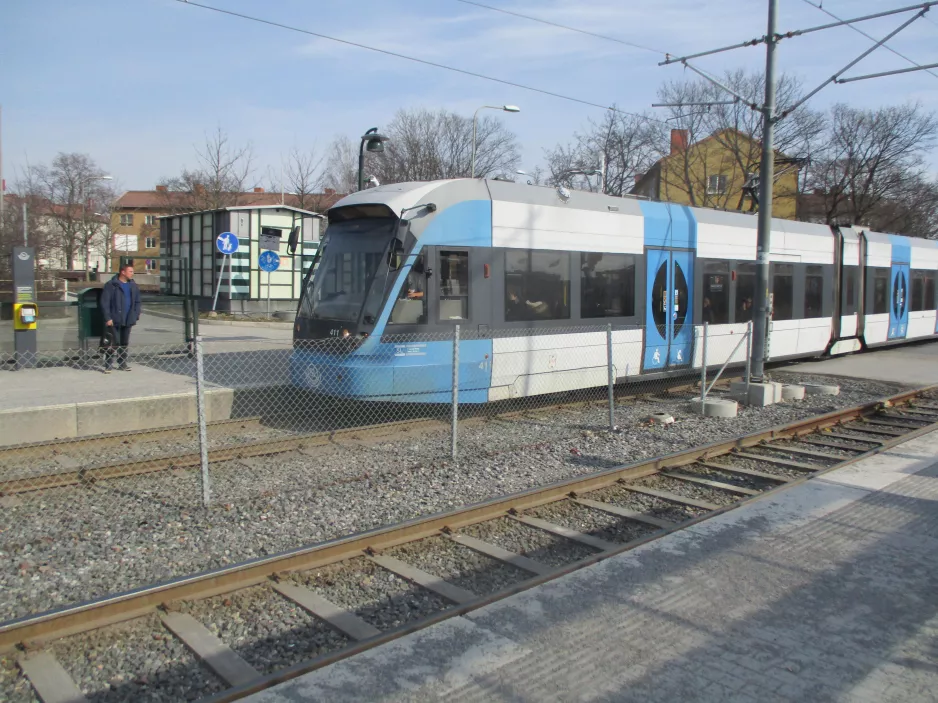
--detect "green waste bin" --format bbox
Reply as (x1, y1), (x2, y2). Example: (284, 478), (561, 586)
(78, 288), (104, 350)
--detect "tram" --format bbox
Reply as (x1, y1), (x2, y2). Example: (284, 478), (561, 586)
(290, 179), (938, 402)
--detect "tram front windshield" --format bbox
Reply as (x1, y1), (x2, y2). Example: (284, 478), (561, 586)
(299, 214), (396, 323)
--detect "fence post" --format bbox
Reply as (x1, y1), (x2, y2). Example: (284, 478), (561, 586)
(745, 321), (753, 396)
(194, 336), (211, 506)
(606, 323), (616, 431)
(451, 324), (459, 461)
(700, 322), (709, 404)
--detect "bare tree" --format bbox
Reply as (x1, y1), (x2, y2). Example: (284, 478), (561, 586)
(159, 127), (256, 212)
(322, 136), (359, 195)
(369, 108), (521, 184)
(269, 147), (329, 211)
(805, 102), (938, 235)
(544, 109), (660, 195)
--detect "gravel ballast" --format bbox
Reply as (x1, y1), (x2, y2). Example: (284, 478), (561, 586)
(0, 372), (906, 621)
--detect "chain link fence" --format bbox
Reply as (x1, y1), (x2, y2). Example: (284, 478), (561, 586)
(0, 324), (754, 510)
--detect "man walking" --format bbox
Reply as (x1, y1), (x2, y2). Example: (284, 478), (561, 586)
(100, 263), (142, 372)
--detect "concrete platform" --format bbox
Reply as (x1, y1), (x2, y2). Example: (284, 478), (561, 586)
(785, 340), (938, 385)
(247, 430), (938, 703)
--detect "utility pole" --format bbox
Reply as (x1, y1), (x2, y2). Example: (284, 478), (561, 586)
(658, 0), (936, 383)
(1, 105), (4, 229)
(750, 0), (778, 381)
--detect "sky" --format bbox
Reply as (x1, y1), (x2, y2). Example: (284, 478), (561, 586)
(1, 0), (936, 193)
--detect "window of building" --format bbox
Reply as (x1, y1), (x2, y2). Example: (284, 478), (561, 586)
(145, 237), (157, 249)
(804, 265), (825, 318)
(872, 268), (889, 315)
(505, 249), (570, 322)
(145, 259), (158, 272)
(735, 262), (757, 323)
(120, 214), (134, 227)
(706, 174), (728, 195)
(773, 264), (794, 321)
(439, 250), (469, 320)
(389, 255), (428, 325)
(114, 234), (135, 251)
(580, 253), (635, 318)
(145, 215), (157, 226)
(702, 261), (729, 324)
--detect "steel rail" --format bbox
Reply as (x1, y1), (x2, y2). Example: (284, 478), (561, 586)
(2, 383), (934, 655)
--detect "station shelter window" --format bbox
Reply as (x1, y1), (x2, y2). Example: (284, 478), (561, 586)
(389, 255), (428, 325)
(505, 249), (570, 322)
(772, 264), (794, 321)
(702, 261), (729, 325)
(580, 253), (635, 318)
(439, 250), (469, 320)
(735, 262), (757, 323)
(804, 265), (825, 318)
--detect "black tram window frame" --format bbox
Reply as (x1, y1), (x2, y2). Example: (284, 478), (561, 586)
(841, 266), (859, 316)
(437, 248), (471, 323)
(503, 248), (572, 324)
(867, 267), (890, 315)
(732, 261), (759, 324)
(697, 260), (730, 325)
(804, 264), (826, 319)
(772, 263), (795, 321)
(579, 252), (637, 320)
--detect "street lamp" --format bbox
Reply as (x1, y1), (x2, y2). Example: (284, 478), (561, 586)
(78, 174), (112, 279)
(471, 105), (520, 178)
(561, 168), (603, 192)
(358, 128), (389, 192)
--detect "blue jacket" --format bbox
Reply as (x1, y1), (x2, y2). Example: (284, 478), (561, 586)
(100, 276), (142, 327)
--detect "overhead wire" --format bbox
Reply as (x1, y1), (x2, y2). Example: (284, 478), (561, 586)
(452, 0), (667, 56)
(800, 0), (938, 80)
(173, 0), (669, 124)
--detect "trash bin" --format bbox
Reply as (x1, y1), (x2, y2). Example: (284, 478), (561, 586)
(78, 288), (103, 350)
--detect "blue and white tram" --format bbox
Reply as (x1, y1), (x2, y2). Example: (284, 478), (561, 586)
(290, 179), (938, 402)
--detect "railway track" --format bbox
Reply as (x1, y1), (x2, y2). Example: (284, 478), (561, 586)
(0, 376), (732, 498)
(3, 384), (937, 703)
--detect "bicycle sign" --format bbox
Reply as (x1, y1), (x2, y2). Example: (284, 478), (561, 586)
(258, 250), (280, 272)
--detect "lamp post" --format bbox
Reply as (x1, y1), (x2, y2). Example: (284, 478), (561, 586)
(358, 128), (389, 192)
(471, 105), (520, 178)
(560, 168), (603, 192)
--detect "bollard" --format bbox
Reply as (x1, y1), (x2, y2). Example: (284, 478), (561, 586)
(451, 324), (459, 460)
(607, 323), (616, 431)
(194, 336), (211, 506)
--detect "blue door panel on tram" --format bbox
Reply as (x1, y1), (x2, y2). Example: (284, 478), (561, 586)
(888, 236), (911, 340)
(669, 249), (694, 367)
(644, 249), (670, 370)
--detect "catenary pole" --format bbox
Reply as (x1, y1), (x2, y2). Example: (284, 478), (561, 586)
(750, 0), (778, 381)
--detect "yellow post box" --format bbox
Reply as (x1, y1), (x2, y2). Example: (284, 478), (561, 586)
(13, 303), (39, 330)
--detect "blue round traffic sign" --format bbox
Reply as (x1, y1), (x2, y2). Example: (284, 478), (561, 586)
(216, 232), (239, 255)
(258, 250), (281, 273)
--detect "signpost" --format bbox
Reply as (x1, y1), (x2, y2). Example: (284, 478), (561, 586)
(258, 250), (280, 318)
(212, 232), (238, 312)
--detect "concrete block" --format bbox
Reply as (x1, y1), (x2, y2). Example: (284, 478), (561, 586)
(730, 381), (780, 407)
(803, 382), (840, 396)
(688, 398), (738, 417)
(648, 413), (675, 425)
(0, 404), (78, 447)
(781, 384), (806, 401)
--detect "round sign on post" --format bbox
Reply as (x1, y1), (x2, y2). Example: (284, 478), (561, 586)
(216, 232), (239, 255)
(258, 250), (280, 272)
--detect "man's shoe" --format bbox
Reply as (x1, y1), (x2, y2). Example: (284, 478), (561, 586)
(119, 366), (132, 371)
(102, 367), (112, 374)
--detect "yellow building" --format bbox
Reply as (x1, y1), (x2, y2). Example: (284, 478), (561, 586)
(632, 129), (802, 220)
(110, 187), (175, 274)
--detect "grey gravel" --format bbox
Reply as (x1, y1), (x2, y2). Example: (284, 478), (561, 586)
(459, 517), (598, 567)
(632, 474), (740, 507)
(0, 654), (38, 703)
(179, 586), (348, 675)
(50, 613), (223, 702)
(526, 500), (657, 544)
(293, 558), (452, 631)
(385, 535), (531, 596)
(0, 372), (905, 621)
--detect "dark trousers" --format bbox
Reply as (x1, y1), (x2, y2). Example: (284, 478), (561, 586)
(103, 325), (132, 368)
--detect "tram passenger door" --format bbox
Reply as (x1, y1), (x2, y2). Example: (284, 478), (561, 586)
(643, 248), (694, 371)
(888, 262), (910, 340)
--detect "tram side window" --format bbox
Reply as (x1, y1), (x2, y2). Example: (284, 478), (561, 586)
(804, 265), (825, 319)
(911, 270), (928, 312)
(702, 261), (729, 324)
(505, 249), (570, 322)
(735, 263), (757, 323)
(439, 250), (469, 320)
(872, 268), (889, 314)
(928, 273), (937, 311)
(580, 253), (635, 318)
(842, 267), (857, 314)
(773, 264), (794, 321)
(389, 255), (428, 325)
